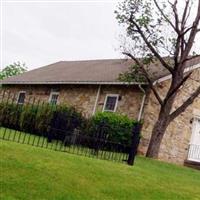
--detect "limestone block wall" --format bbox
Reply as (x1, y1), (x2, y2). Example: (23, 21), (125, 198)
(140, 68), (200, 164)
(1, 84), (143, 119)
(96, 85), (143, 119)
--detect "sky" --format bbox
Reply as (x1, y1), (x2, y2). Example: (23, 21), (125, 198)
(1, 0), (123, 70)
(0, 0), (199, 71)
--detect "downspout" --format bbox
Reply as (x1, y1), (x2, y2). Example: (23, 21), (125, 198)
(138, 84), (146, 121)
(92, 85), (101, 115)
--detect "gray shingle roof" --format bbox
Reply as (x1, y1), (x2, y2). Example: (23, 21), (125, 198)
(1, 57), (200, 85)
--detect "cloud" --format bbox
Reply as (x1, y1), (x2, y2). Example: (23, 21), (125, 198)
(2, 2), (121, 70)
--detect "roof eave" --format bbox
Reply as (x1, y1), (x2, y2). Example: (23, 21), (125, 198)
(1, 81), (148, 85)
(153, 62), (200, 85)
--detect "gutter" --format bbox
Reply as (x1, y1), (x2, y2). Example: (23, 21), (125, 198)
(1, 81), (147, 86)
(92, 85), (101, 115)
(137, 84), (147, 122)
(153, 62), (200, 85)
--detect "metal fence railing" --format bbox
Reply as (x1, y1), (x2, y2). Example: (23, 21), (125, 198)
(0, 126), (131, 162)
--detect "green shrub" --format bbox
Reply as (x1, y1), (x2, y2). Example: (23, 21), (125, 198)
(0, 102), (22, 129)
(87, 112), (138, 145)
(35, 104), (55, 135)
(19, 104), (38, 133)
(0, 101), (139, 146)
(0, 102), (85, 139)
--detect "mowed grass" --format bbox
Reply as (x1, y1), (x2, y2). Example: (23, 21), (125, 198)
(1, 140), (200, 200)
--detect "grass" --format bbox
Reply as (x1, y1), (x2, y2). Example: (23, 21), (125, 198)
(1, 140), (200, 200)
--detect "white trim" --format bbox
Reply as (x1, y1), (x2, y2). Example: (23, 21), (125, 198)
(188, 116), (200, 162)
(92, 85), (101, 115)
(138, 85), (146, 121)
(1, 81), (147, 85)
(103, 94), (119, 112)
(190, 117), (200, 144)
(49, 91), (59, 105)
(17, 91), (26, 104)
(153, 62), (200, 85)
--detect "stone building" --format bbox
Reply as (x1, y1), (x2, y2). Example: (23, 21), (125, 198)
(1, 58), (200, 166)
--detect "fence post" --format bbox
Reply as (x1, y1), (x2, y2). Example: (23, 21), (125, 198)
(127, 123), (141, 166)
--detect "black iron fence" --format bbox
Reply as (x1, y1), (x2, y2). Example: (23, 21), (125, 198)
(0, 90), (141, 165)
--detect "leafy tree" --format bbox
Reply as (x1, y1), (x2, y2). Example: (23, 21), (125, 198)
(115, 0), (200, 158)
(0, 62), (27, 80)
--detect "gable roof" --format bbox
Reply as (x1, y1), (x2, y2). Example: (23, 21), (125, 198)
(1, 57), (200, 85)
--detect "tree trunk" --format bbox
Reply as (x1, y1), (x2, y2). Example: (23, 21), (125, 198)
(146, 115), (170, 158)
(146, 77), (181, 158)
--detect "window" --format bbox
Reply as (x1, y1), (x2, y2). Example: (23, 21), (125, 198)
(17, 91), (26, 104)
(49, 92), (59, 105)
(103, 94), (119, 112)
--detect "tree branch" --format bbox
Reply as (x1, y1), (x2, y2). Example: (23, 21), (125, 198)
(180, 25), (195, 36)
(182, 54), (200, 63)
(169, 85), (200, 121)
(180, 0), (200, 67)
(181, 0), (190, 31)
(172, 0), (180, 33)
(123, 52), (163, 105)
(129, 15), (173, 74)
(153, 0), (177, 32)
(165, 71), (193, 102)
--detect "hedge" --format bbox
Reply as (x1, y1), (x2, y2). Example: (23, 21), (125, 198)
(87, 112), (138, 146)
(0, 102), (85, 140)
(0, 102), (139, 146)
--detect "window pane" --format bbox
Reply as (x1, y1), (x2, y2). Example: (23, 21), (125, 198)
(105, 96), (117, 111)
(50, 94), (59, 105)
(18, 93), (25, 104)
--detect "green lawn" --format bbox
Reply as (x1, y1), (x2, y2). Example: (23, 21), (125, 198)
(0, 140), (200, 200)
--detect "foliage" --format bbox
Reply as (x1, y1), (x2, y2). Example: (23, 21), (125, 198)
(115, 0), (170, 60)
(0, 62), (27, 80)
(118, 64), (146, 83)
(0, 103), (22, 129)
(0, 101), (139, 145)
(88, 112), (138, 145)
(0, 102), (85, 140)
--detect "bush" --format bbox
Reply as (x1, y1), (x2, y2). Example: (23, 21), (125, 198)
(0, 101), (139, 146)
(47, 105), (86, 142)
(0, 102), (85, 141)
(87, 112), (138, 146)
(0, 102), (22, 129)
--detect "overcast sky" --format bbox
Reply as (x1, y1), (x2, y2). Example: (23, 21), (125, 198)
(1, 0), (123, 70)
(1, 0), (199, 71)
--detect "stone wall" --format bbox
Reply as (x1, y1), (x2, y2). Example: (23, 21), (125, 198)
(140, 68), (200, 164)
(1, 84), (143, 119)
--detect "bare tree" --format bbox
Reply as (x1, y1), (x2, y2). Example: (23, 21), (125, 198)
(115, 0), (200, 158)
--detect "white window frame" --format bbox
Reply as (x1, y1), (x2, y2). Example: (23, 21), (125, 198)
(17, 91), (26, 104)
(103, 94), (119, 112)
(49, 91), (59, 105)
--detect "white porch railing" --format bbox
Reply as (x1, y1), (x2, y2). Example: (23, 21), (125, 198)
(187, 144), (200, 162)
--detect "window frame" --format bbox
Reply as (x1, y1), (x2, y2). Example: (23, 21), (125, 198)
(49, 91), (59, 105)
(17, 91), (26, 105)
(103, 94), (119, 112)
